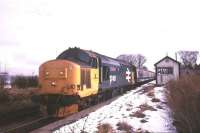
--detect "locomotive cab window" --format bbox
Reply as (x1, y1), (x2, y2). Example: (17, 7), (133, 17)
(90, 57), (97, 68)
(78, 52), (90, 64)
(102, 66), (110, 81)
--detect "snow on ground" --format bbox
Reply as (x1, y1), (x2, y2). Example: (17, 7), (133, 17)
(54, 81), (176, 133)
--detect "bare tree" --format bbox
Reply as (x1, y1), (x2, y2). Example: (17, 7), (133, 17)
(178, 51), (199, 67)
(137, 54), (146, 68)
(116, 54), (146, 68)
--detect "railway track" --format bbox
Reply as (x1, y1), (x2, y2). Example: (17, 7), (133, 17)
(33, 95), (122, 133)
(1, 80), (154, 133)
(1, 96), (120, 133)
(1, 116), (59, 133)
(0, 104), (44, 133)
(0, 104), (40, 125)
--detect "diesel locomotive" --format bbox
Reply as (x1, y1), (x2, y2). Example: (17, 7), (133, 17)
(33, 47), (154, 117)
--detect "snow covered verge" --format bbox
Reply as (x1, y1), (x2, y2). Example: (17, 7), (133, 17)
(54, 81), (176, 133)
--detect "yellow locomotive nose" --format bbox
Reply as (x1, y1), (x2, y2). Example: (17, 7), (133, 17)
(38, 59), (80, 95)
(32, 59), (81, 117)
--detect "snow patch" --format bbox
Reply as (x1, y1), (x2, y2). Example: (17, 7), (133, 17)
(54, 82), (176, 133)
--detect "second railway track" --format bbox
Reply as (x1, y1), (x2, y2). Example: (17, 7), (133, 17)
(1, 116), (59, 133)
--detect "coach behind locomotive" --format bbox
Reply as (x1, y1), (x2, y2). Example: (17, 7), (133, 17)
(33, 47), (136, 117)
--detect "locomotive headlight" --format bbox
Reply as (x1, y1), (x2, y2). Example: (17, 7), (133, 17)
(60, 71), (64, 75)
(51, 81), (56, 86)
(45, 71), (49, 76)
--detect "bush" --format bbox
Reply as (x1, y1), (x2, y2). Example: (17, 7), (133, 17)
(130, 111), (146, 118)
(12, 75), (38, 89)
(0, 88), (37, 114)
(166, 74), (200, 133)
(97, 123), (114, 133)
(116, 122), (134, 133)
(0, 89), (9, 103)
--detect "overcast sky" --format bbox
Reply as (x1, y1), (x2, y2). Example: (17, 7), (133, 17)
(1, 0), (200, 75)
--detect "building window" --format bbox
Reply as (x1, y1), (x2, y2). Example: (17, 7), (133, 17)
(103, 66), (110, 81)
(81, 69), (91, 88)
(157, 67), (173, 74)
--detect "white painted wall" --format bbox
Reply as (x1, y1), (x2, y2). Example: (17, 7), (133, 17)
(156, 58), (179, 85)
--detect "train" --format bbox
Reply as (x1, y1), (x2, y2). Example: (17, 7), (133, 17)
(32, 47), (155, 117)
(137, 68), (155, 82)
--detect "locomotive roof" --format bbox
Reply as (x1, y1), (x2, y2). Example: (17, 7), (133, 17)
(56, 47), (131, 67)
(85, 50), (121, 66)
